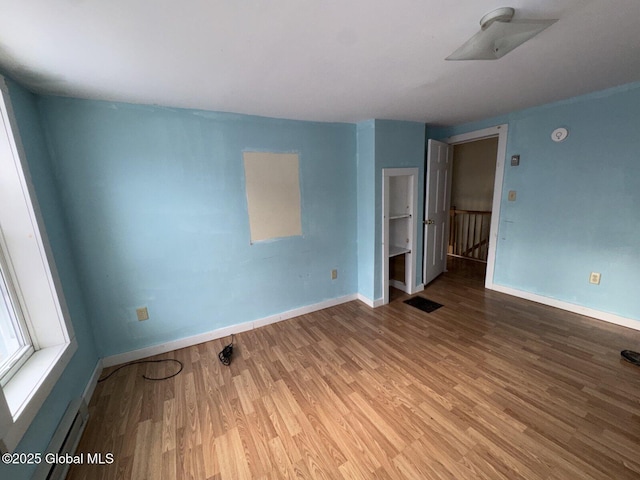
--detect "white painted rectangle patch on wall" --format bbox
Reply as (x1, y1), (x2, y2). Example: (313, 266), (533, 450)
(243, 152), (302, 243)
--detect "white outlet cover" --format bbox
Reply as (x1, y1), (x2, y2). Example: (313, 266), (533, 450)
(551, 127), (568, 142)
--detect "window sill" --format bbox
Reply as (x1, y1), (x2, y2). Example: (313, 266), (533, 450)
(2, 338), (77, 452)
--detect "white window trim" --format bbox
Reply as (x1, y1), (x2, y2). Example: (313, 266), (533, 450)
(0, 77), (77, 452)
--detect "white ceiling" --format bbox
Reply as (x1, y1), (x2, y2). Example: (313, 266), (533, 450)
(1, 1), (639, 126)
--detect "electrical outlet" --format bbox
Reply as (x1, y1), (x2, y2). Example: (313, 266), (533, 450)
(589, 272), (601, 285)
(331, 269), (338, 280)
(136, 307), (149, 321)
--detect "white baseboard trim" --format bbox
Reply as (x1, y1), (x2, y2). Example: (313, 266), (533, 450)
(356, 294), (384, 308)
(81, 359), (103, 405)
(102, 294), (359, 367)
(252, 294), (357, 329)
(490, 284), (640, 331)
(357, 284), (423, 309)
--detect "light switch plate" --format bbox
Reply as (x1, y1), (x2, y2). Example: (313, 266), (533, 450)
(508, 190), (517, 201)
(511, 155), (520, 166)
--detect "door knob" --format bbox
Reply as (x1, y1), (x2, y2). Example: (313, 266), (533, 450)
(424, 219), (435, 225)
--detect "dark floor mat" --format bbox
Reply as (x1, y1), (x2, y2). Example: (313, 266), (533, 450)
(404, 296), (443, 313)
(621, 350), (640, 366)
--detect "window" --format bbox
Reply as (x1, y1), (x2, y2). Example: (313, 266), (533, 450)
(0, 241), (34, 386)
(0, 77), (77, 453)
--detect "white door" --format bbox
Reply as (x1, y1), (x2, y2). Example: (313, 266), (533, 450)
(423, 140), (452, 285)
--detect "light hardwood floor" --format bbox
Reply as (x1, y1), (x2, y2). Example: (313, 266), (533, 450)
(68, 259), (640, 479)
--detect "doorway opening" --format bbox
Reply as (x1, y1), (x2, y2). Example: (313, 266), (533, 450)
(448, 136), (498, 282)
(424, 124), (508, 290)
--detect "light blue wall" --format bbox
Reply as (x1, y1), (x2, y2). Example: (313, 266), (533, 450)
(356, 119), (426, 302)
(434, 82), (640, 322)
(373, 120), (426, 300)
(356, 120), (376, 300)
(37, 97), (358, 357)
(0, 80), (99, 479)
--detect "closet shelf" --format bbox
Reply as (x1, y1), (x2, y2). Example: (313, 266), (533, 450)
(389, 213), (411, 220)
(389, 245), (411, 257)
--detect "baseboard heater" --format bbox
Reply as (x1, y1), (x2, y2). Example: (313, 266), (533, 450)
(32, 397), (89, 480)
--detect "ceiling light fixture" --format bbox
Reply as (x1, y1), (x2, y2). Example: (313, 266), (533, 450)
(446, 7), (557, 61)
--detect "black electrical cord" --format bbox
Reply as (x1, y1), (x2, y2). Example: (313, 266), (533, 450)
(621, 350), (640, 366)
(218, 334), (234, 366)
(97, 359), (183, 382)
